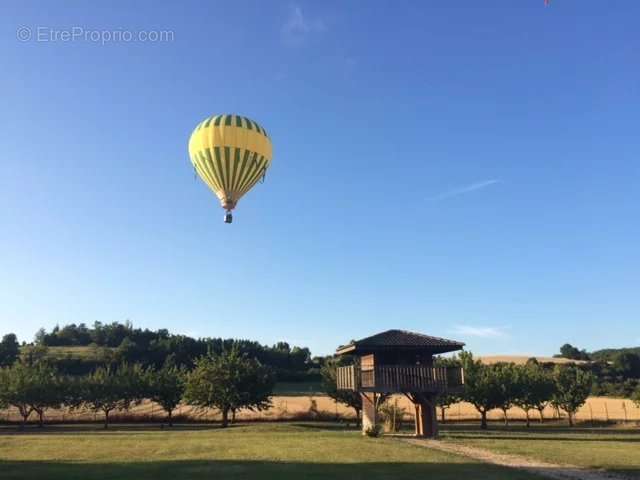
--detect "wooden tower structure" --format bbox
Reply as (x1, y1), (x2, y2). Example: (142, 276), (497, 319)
(335, 329), (464, 438)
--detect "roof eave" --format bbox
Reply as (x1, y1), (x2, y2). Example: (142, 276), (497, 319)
(335, 344), (356, 355)
(336, 343), (465, 355)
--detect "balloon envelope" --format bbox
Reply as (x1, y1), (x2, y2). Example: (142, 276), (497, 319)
(188, 114), (273, 212)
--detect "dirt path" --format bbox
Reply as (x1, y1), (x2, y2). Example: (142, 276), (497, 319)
(403, 438), (633, 480)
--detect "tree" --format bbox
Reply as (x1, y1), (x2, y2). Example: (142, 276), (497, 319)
(115, 337), (139, 363)
(558, 344), (590, 361)
(460, 352), (502, 429)
(0, 344), (61, 428)
(321, 356), (363, 424)
(235, 354), (276, 421)
(551, 365), (593, 427)
(80, 363), (145, 429)
(514, 362), (556, 426)
(433, 356), (461, 423)
(61, 374), (84, 411)
(147, 359), (185, 426)
(435, 392), (460, 423)
(0, 333), (20, 367)
(184, 348), (275, 428)
(613, 353), (640, 379)
(26, 363), (63, 427)
(34, 328), (47, 346)
(492, 363), (520, 426)
(0, 362), (35, 427)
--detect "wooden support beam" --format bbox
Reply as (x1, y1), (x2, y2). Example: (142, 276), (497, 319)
(360, 392), (376, 435)
(406, 392), (439, 439)
(414, 403), (423, 436)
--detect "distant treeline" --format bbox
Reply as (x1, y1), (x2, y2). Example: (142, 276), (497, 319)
(28, 322), (319, 381)
(554, 343), (640, 397)
(556, 342), (640, 362)
(591, 347), (640, 361)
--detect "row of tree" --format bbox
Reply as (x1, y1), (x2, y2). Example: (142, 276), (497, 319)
(3, 348), (640, 430)
(456, 352), (595, 428)
(0, 348), (274, 429)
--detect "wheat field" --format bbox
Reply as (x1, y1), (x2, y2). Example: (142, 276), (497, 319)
(477, 355), (589, 365)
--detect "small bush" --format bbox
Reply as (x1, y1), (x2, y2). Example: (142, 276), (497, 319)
(378, 401), (406, 433)
(307, 397), (319, 418)
(364, 424), (382, 437)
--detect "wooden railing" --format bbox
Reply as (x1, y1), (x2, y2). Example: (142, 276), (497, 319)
(336, 365), (358, 391)
(336, 365), (464, 393)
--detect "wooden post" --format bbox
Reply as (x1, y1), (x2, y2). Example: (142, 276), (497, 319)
(412, 393), (438, 439)
(422, 396), (438, 438)
(361, 392), (376, 434)
(414, 403), (423, 436)
(392, 397), (398, 432)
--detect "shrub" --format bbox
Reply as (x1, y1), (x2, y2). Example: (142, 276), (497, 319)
(631, 387), (640, 408)
(378, 400), (406, 433)
(307, 397), (319, 418)
(364, 424), (383, 437)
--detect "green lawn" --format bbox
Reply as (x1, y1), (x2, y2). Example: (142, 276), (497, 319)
(441, 423), (640, 478)
(21, 345), (108, 360)
(0, 423), (543, 480)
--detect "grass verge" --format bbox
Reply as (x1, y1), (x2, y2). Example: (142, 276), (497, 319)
(0, 422), (545, 480)
(440, 423), (640, 478)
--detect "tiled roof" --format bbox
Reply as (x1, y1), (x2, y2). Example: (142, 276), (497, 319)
(336, 329), (464, 354)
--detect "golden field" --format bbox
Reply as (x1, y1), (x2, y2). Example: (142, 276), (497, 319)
(1, 395), (638, 424)
(477, 355), (589, 365)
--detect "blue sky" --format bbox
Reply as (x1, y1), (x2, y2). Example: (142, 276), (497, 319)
(1, 1), (638, 356)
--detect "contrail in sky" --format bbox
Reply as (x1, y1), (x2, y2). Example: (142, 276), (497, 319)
(430, 179), (500, 201)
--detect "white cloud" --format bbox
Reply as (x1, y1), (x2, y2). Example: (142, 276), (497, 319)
(430, 179), (500, 201)
(282, 5), (325, 45)
(451, 325), (509, 338)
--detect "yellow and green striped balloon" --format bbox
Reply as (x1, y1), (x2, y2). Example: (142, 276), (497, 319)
(188, 114), (273, 221)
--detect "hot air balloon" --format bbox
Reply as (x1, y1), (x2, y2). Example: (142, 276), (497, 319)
(188, 114), (273, 223)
